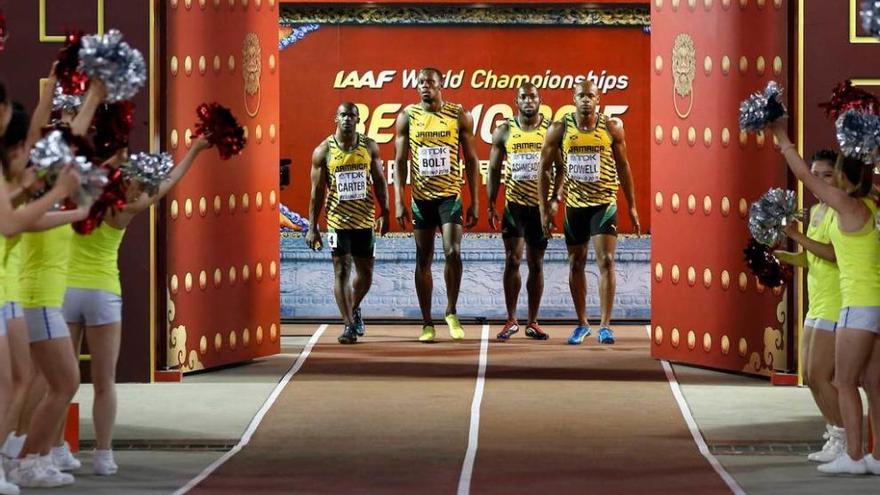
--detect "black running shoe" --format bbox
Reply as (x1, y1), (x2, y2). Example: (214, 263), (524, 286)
(353, 307), (365, 336)
(338, 325), (358, 344)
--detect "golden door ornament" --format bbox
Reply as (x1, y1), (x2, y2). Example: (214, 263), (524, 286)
(243, 32), (262, 117)
(672, 33), (696, 119)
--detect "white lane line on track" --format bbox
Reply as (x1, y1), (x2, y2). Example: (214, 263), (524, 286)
(173, 324), (329, 495)
(647, 325), (746, 495)
(457, 323), (490, 495)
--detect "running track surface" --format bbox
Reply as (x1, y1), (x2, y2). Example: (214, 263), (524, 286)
(189, 325), (732, 494)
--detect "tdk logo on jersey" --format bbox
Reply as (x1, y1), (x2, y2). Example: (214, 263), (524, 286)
(334, 70), (396, 89)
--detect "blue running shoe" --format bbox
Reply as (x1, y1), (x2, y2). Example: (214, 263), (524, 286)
(598, 326), (615, 344)
(567, 326), (592, 345)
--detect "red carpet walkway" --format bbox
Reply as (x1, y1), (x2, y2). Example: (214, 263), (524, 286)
(188, 325), (733, 494)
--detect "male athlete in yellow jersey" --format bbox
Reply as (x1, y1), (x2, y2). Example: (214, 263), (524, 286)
(538, 80), (640, 345)
(487, 83), (558, 341)
(394, 68), (480, 343)
(307, 103), (390, 344)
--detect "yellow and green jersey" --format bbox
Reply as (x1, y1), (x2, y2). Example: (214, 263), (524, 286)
(67, 222), (126, 295)
(504, 116), (550, 207)
(561, 113), (618, 207)
(805, 203), (841, 321)
(325, 134), (375, 230)
(827, 198), (880, 308)
(407, 101), (462, 200)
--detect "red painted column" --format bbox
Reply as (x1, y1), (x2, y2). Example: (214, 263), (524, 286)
(650, 0), (791, 375)
(163, 0), (281, 372)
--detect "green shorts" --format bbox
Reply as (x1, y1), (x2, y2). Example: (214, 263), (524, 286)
(412, 195), (462, 230)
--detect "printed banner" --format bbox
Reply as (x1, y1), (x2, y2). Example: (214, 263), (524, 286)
(280, 24), (650, 233)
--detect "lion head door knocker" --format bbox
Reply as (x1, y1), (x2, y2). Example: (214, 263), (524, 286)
(243, 32), (262, 118)
(672, 33), (696, 119)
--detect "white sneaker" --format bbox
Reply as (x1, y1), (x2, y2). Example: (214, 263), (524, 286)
(865, 454), (880, 475)
(50, 442), (81, 471)
(0, 435), (24, 460)
(808, 425), (846, 462)
(8, 454), (74, 488)
(0, 463), (20, 495)
(818, 453), (868, 475)
(93, 449), (118, 476)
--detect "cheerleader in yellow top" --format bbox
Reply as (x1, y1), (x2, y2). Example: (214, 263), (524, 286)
(4, 78), (110, 490)
(772, 119), (880, 475)
(0, 75), (95, 490)
(775, 149), (844, 463)
(57, 137), (210, 476)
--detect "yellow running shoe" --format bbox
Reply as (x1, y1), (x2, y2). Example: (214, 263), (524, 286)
(445, 314), (465, 340)
(419, 325), (436, 343)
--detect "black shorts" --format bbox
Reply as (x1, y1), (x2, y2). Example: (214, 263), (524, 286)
(328, 228), (375, 258)
(412, 195), (462, 230)
(502, 203), (548, 250)
(564, 203), (618, 246)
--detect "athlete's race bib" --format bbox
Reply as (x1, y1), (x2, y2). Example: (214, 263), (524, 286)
(567, 153), (601, 183)
(417, 147), (451, 177)
(335, 170), (368, 201)
(509, 152), (540, 182)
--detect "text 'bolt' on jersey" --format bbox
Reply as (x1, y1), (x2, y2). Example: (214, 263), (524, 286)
(407, 102), (463, 200)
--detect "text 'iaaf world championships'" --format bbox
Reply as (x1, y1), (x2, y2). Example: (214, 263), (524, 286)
(334, 69), (630, 93)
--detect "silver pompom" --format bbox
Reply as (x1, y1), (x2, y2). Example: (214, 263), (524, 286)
(749, 188), (801, 246)
(29, 130), (107, 205)
(861, 1), (880, 39)
(71, 156), (108, 207)
(52, 84), (82, 114)
(739, 81), (787, 132)
(121, 152), (174, 195)
(30, 130), (75, 173)
(835, 109), (880, 162)
(79, 29), (146, 103)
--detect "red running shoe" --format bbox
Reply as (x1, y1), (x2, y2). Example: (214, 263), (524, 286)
(525, 322), (550, 340)
(496, 320), (520, 341)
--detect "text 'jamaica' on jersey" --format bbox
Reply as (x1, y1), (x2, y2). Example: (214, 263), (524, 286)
(407, 102), (462, 200)
(326, 134), (375, 230)
(561, 113), (618, 207)
(504, 115), (551, 207)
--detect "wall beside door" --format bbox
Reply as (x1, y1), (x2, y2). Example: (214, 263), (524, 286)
(0, 0), (154, 382)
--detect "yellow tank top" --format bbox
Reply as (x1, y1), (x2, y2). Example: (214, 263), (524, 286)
(2, 234), (22, 304)
(325, 134), (375, 230)
(561, 113), (618, 207)
(407, 101), (462, 200)
(504, 116), (550, 207)
(0, 235), (6, 306)
(827, 198), (880, 308)
(20, 225), (74, 308)
(66, 222), (126, 295)
(805, 204), (842, 321)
